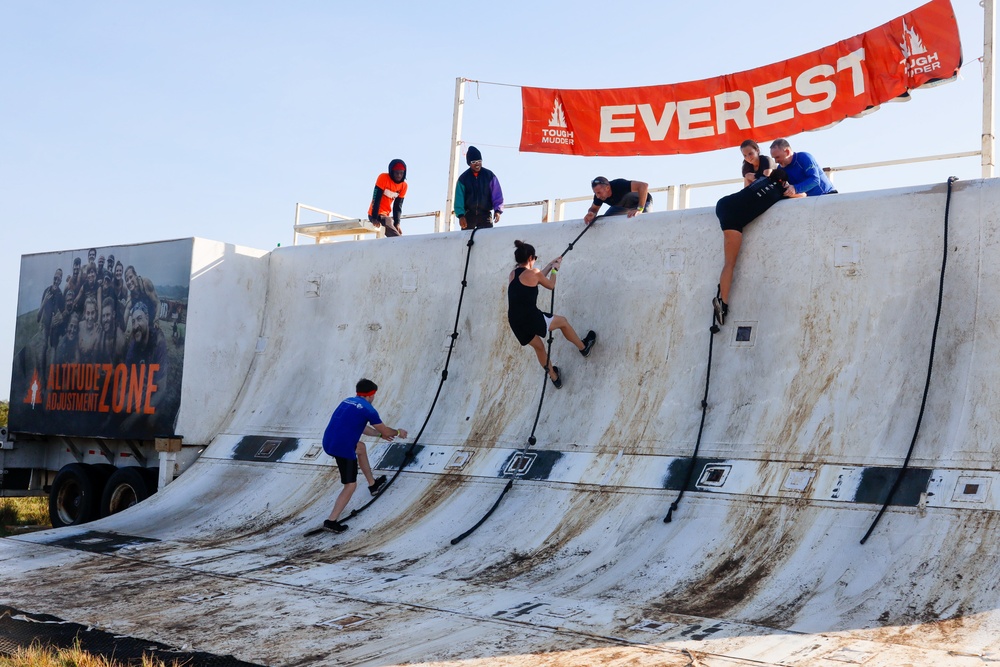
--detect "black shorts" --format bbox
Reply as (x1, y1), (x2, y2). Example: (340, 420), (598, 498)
(334, 456), (359, 484)
(509, 311), (547, 346)
(716, 178), (785, 233)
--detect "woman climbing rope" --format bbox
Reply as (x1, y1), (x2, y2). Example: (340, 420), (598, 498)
(507, 240), (596, 388)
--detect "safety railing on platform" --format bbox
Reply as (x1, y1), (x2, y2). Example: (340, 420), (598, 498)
(293, 150), (982, 244)
(294, 204), (445, 244)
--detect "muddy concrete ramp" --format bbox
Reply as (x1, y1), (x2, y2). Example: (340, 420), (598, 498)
(3, 178), (1000, 666)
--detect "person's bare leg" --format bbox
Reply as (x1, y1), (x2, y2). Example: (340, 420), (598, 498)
(719, 230), (743, 304)
(356, 441), (375, 486)
(328, 483), (356, 522)
(528, 336), (557, 380)
(550, 315), (583, 349)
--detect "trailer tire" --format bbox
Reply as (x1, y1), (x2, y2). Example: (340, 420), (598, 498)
(141, 466), (159, 491)
(90, 463), (117, 494)
(49, 463), (101, 528)
(101, 467), (153, 518)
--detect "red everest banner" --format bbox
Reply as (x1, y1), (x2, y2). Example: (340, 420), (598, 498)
(520, 0), (962, 156)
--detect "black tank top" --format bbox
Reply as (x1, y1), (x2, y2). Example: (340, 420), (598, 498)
(507, 267), (539, 320)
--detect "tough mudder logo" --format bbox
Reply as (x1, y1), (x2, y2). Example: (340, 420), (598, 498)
(541, 97), (574, 146)
(900, 19), (940, 76)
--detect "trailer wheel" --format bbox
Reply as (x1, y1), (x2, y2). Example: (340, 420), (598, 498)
(141, 466), (159, 492)
(101, 467), (153, 517)
(90, 463), (117, 494)
(49, 463), (100, 527)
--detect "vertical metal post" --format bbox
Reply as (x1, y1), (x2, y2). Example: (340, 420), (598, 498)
(678, 185), (691, 210)
(293, 203), (301, 246)
(443, 78), (467, 232)
(665, 186), (678, 211)
(555, 199), (566, 221)
(983, 0), (996, 178)
(542, 199), (555, 223)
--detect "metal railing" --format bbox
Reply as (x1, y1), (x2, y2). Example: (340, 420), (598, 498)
(294, 150), (982, 243)
(293, 204), (445, 244)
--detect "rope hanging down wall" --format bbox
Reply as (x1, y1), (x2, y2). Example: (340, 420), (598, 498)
(663, 291), (720, 523)
(451, 221), (596, 545)
(860, 176), (956, 544)
(346, 227), (482, 521)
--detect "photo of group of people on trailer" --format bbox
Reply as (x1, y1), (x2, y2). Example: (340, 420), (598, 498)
(10, 240), (192, 440)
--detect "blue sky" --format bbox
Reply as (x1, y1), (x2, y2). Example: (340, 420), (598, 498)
(0, 0), (994, 400)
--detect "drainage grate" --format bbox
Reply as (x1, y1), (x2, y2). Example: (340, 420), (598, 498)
(504, 452), (537, 476)
(731, 321), (757, 347)
(446, 450), (474, 470)
(952, 476), (990, 503)
(697, 464), (731, 488)
(255, 440), (281, 458)
(782, 468), (816, 492)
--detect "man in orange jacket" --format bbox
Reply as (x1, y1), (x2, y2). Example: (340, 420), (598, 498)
(368, 159), (407, 237)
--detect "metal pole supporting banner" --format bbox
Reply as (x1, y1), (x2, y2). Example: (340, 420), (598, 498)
(443, 78), (467, 232)
(983, 0), (996, 178)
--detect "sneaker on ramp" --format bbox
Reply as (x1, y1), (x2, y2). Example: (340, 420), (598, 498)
(368, 475), (388, 497)
(323, 519), (348, 534)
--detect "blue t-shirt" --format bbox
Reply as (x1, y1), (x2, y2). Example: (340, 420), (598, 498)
(322, 396), (382, 458)
(783, 151), (836, 197)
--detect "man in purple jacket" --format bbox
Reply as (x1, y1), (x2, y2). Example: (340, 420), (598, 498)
(455, 146), (504, 230)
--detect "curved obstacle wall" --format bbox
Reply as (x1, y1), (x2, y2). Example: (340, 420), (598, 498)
(2, 179), (1000, 666)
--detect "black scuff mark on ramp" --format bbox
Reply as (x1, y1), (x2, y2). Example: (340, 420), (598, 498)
(41, 530), (159, 554)
(0, 605), (264, 666)
(231, 435), (300, 462)
(854, 466), (932, 506)
(376, 443), (425, 470)
(661, 457), (932, 507)
(662, 457), (727, 491)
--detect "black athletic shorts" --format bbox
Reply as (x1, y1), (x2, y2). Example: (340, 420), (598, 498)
(508, 311), (548, 346)
(334, 456), (359, 484)
(716, 177), (785, 233)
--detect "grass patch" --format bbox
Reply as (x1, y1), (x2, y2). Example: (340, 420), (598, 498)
(0, 640), (184, 666)
(0, 496), (50, 537)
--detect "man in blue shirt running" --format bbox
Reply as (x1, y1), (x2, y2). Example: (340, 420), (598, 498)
(769, 138), (837, 198)
(321, 378), (408, 533)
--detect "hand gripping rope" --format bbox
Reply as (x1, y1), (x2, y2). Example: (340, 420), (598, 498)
(860, 176), (956, 544)
(451, 221), (596, 545)
(663, 288), (720, 523)
(346, 227), (482, 521)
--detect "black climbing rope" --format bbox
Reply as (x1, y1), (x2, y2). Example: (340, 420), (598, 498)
(663, 292), (720, 523)
(451, 221), (596, 545)
(346, 227), (482, 520)
(860, 176), (956, 544)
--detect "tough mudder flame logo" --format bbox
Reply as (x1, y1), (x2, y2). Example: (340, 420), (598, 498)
(548, 98), (567, 128)
(541, 97), (574, 145)
(900, 19), (926, 58)
(899, 18), (941, 78)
